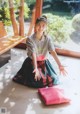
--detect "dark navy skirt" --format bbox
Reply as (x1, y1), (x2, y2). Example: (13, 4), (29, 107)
(12, 57), (60, 88)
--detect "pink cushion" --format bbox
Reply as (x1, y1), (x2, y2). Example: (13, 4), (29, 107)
(38, 86), (70, 105)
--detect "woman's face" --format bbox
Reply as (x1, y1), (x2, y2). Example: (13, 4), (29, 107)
(35, 21), (47, 34)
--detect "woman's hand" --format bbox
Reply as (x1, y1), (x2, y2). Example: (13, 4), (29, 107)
(33, 68), (41, 81)
(59, 65), (68, 76)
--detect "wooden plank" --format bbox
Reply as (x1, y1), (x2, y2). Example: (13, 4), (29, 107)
(0, 37), (26, 55)
(9, 0), (19, 36)
(55, 48), (80, 58)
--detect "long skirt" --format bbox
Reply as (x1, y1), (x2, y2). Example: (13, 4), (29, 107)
(12, 57), (60, 88)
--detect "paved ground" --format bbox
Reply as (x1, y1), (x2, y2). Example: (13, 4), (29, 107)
(0, 35), (80, 114)
(0, 21), (80, 114)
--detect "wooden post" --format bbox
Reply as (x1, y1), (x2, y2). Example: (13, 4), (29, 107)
(19, 0), (24, 36)
(27, 7), (36, 36)
(0, 21), (7, 38)
(35, 0), (43, 22)
(26, 0), (43, 36)
(9, 0), (19, 37)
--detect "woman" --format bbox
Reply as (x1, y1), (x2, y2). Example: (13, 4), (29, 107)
(13, 15), (67, 88)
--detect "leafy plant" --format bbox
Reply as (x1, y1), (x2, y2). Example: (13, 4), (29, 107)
(0, 0), (30, 26)
(0, 1), (11, 25)
(45, 13), (71, 42)
(14, 0), (30, 19)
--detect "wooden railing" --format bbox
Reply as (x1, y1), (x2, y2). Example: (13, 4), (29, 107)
(0, 21), (26, 55)
(0, 36), (26, 55)
(0, 21), (26, 67)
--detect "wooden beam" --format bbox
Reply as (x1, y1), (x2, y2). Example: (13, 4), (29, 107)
(0, 21), (7, 38)
(0, 36), (26, 55)
(27, 7), (36, 36)
(55, 48), (80, 58)
(35, 0), (43, 22)
(9, 0), (19, 36)
(19, 0), (24, 36)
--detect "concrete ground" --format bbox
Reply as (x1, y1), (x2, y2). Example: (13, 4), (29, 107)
(0, 36), (80, 114)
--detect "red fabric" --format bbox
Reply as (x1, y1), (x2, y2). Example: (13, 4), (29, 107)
(38, 86), (70, 105)
(37, 55), (46, 61)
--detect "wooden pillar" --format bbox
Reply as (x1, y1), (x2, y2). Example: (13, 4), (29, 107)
(19, 0), (24, 36)
(27, 0), (43, 36)
(27, 7), (36, 36)
(0, 21), (7, 38)
(35, 0), (43, 22)
(9, 0), (19, 37)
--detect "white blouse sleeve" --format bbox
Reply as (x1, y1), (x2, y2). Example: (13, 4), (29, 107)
(26, 38), (36, 54)
(48, 36), (55, 52)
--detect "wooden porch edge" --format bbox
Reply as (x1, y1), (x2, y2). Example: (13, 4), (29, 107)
(55, 48), (80, 58)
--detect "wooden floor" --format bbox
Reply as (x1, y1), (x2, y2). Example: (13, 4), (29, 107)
(0, 47), (80, 114)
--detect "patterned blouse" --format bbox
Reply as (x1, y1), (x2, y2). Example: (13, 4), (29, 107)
(26, 33), (55, 59)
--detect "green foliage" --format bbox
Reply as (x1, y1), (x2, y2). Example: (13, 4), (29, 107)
(0, 1), (11, 25)
(14, 0), (30, 19)
(72, 13), (80, 31)
(24, 3), (30, 19)
(0, 0), (30, 26)
(25, 0), (36, 6)
(45, 13), (71, 42)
